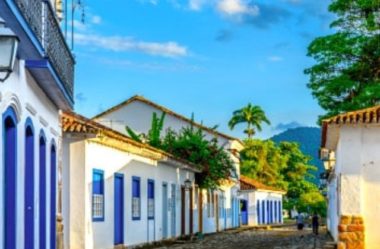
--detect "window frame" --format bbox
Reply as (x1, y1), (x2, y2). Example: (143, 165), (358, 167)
(147, 179), (155, 220)
(132, 176), (141, 221)
(92, 169), (105, 222)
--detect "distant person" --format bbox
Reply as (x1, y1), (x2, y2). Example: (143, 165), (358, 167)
(296, 214), (304, 231)
(312, 213), (319, 235)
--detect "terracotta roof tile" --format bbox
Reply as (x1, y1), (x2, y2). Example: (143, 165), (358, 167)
(62, 111), (201, 172)
(240, 175), (285, 193)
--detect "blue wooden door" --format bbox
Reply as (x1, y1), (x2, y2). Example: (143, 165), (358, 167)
(25, 124), (34, 249)
(39, 135), (46, 249)
(256, 200), (260, 225)
(4, 109), (17, 249)
(170, 184), (176, 237)
(240, 200), (248, 225)
(162, 183), (168, 239)
(50, 145), (57, 249)
(114, 174), (124, 245)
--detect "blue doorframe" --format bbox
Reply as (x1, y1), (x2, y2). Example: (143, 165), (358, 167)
(114, 173), (124, 245)
(50, 143), (56, 249)
(3, 107), (18, 249)
(39, 132), (47, 249)
(240, 200), (248, 225)
(25, 119), (35, 249)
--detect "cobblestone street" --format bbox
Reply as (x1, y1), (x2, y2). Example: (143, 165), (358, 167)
(155, 226), (333, 249)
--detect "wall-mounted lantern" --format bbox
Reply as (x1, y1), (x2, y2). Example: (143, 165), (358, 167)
(0, 17), (19, 82)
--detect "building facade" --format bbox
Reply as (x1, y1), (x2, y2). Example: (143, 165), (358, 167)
(0, 0), (74, 248)
(61, 112), (200, 249)
(321, 106), (380, 249)
(239, 176), (284, 226)
(93, 95), (244, 233)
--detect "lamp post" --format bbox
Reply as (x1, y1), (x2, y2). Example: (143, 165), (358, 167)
(0, 17), (19, 82)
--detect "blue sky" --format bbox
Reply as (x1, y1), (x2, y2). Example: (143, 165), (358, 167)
(72, 0), (334, 139)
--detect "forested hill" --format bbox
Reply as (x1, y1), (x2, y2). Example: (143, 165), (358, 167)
(270, 127), (324, 184)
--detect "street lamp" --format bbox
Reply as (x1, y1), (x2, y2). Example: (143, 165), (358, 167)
(0, 17), (19, 82)
(184, 178), (192, 190)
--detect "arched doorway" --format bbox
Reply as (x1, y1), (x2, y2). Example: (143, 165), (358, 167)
(3, 107), (18, 249)
(25, 119), (35, 249)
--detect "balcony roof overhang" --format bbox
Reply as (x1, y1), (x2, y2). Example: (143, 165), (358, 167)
(25, 59), (74, 109)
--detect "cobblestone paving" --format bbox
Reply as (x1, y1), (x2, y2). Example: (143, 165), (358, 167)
(157, 226), (332, 249)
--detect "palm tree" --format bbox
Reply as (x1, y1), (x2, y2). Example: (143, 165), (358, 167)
(228, 103), (270, 138)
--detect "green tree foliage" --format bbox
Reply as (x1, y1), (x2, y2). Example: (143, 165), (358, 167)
(147, 112), (166, 147)
(161, 126), (236, 189)
(126, 114), (235, 189)
(240, 139), (326, 216)
(229, 103), (270, 138)
(305, 0), (380, 122)
(298, 191), (327, 217)
(240, 139), (287, 189)
(125, 112), (166, 147)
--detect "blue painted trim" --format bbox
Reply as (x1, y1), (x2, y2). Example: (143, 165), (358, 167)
(132, 176), (141, 221)
(5, 0), (45, 56)
(25, 117), (34, 132)
(25, 59), (74, 106)
(92, 169), (105, 222)
(147, 179), (155, 220)
(39, 129), (47, 249)
(114, 173), (124, 245)
(24, 117), (35, 249)
(3, 106), (18, 249)
(50, 142), (57, 249)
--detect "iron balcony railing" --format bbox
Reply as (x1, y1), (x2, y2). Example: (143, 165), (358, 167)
(13, 0), (74, 100)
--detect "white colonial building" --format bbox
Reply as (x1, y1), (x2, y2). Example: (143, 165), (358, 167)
(0, 0), (74, 248)
(321, 105), (380, 249)
(239, 175), (285, 226)
(61, 112), (201, 249)
(93, 95), (244, 234)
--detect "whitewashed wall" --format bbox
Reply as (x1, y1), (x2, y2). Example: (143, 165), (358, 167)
(241, 190), (283, 226)
(62, 139), (197, 249)
(328, 125), (380, 248)
(0, 59), (60, 249)
(94, 99), (242, 232)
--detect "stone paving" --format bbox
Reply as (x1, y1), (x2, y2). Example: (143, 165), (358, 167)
(155, 226), (333, 249)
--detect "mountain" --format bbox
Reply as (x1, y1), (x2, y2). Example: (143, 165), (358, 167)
(270, 127), (324, 184)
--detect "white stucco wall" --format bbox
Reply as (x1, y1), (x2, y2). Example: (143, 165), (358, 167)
(0, 59), (60, 249)
(241, 190), (283, 226)
(328, 125), (380, 248)
(63, 138), (197, 249)
(94, 101), (231, 148)
(94, 99), (242, 231)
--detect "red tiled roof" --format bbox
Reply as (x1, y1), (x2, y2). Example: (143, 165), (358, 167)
(321, 105), (380, 147)
(240, 175), (285, 193)
(62, 111), (201, 172)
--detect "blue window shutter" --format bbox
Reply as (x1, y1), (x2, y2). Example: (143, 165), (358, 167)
(92, 169), (105, 221)
(148, 180), (154, 199)
(132, 176), (141, 220)
(133, 177), (140, 197)
(93, 170), (104, 195)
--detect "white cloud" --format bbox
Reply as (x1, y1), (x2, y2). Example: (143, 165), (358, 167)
(217, 0), (259, 17)
(189, 0), (207, 11)
(91, 15), (102, 25)
(75, 33), (188, 57)
(267, 56), (284, 62)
